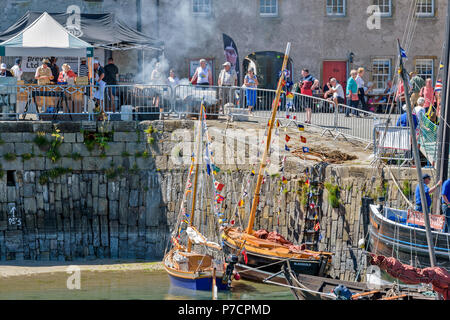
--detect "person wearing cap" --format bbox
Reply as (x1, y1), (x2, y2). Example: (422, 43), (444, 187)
(35, 59), (53, 85)
(10, 58), (22, 81)
(441, 178), (450, 232)
(79, 58), (89, 77)
(218, 61), (237, 106)
(0, 64), (12, 78)
(415, 174), (441, 213)
(396, 104), (418, 129)
(409, 71), (425, 107)
(191, 59), (212, 86)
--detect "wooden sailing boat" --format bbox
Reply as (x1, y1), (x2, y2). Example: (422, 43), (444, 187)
(222, 43), (333, 279)
(164, 103), (231, 291)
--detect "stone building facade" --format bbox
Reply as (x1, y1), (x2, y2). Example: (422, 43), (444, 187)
(0, 0), (446, 89)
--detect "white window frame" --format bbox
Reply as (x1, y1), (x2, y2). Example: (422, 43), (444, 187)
(192, 0), (212, 16)
(373, 0), (392, 17)
(372, 58), (392, 93)
(326, 0), (346, 17)
(259, 0), (279, 17)
(416, 0), (435, 17)
(415, 58), (434, 83)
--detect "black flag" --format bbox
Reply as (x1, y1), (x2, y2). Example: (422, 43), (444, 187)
(223, 34), (240, 86)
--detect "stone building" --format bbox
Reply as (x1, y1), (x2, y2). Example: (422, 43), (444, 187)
(0, 0), (446, 90)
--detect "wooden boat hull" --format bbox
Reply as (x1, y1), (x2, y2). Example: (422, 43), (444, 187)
(368, 205), (450, 270)
(164, 252), (230, 292)
(223, 239), (328, 279)
(166, 268), (229, 291)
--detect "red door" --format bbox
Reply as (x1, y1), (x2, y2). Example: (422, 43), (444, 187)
(322, 61), (347, 91)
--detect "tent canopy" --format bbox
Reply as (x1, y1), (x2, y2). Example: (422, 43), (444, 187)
(0, 11), (164, 52)
(0, 12), (94, 57)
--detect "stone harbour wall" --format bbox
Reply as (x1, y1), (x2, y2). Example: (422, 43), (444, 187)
(0, 120), (428, 282)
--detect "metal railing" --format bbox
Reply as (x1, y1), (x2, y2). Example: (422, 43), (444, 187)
(0, 82), (402, 146)
(373, 124), (413, 164)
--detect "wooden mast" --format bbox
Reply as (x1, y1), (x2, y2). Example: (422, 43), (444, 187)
(246, 43), (291, 235)
(397, 40), (437, 267)
(187, 102), (204, 252)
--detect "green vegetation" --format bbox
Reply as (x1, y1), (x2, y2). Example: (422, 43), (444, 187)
(68, 152), (83, 161)
(82, 130), (113, 152)
(46, 128), (64, 163)
(325, 182), (341, 209)
(401, 180), (412, 198)
(121, 151), (131, 157)
(39, 167), (72, 185)
(3, 153), (16, 161)
(33, 132), (49, 149)
(21, 153), (34, 161)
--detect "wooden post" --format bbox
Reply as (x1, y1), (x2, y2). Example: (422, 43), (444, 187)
(246, 43), (291, 235)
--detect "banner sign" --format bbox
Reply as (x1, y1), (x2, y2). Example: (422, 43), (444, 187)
(223, 34), (240, 86)
(407, 210), (446, 231)
(22, 57), (79, 74)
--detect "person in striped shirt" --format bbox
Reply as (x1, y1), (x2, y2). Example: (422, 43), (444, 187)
(79, 58), (89, 77)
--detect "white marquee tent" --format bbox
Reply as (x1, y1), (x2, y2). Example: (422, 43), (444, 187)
(0, 12), (93, 58)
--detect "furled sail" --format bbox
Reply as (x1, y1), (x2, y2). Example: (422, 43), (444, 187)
(186, 226), (222, 251)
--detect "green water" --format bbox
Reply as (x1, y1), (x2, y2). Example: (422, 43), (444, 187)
(0, 270), (294, 300)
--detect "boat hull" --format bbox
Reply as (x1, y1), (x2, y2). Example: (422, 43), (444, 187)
(167, 271), (229, 291)
(223, 239), (327, 279)
(368, 205), (450, 270)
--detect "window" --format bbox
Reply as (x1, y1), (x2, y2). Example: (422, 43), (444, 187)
(372, 59), (391, 92)
(373, 0), (392, 17)
(192, 0), (211, 15)
(416, 0), (435, 17)
(326, 0), (346, 16)
(416, 59), (434, 82)
(260, 0), (278, 17)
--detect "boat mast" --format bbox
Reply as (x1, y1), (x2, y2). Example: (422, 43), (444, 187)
(434, 0), (450, 214)
(397, 40), (437, 267)
(187, 103), (204, 252)
(246, 43), (291, 235)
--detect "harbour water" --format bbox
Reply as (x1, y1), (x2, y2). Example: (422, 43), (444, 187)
(0, 270), (294, 300)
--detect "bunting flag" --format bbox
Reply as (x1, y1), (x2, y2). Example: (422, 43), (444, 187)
(285, 135), (291, 143)
(276, 120), (281, 128)
(216, 194), (225, 203)
(310, 203), (316, 210)
(399, 45), (408, 60)
(300, 136), (307, 144)
(185, 190), (192, 196)
(440, 62), (445, 71)
(206, 164), (211, 176)
(238, 200), (245, 207)
(214, 181), (225, 192)
(293, 116), (297, 120)
(285, 145), (291, 152)
(242, 249), (248, 265)
(303, 147), (310, 153)
(305, 179), (310, 186)
(314, 222), (321, 232)
(286, 115), (290, 119)
(251, 170), (256, 176)
(435, 79), (443, 92)
(298, 124), (305, 131)
(282, 177), (288, 184)
(212, 164), (221, 174)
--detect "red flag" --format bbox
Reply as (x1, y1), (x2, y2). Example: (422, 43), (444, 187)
(285, 135), (291, 143)
(214, 181), (225, 192)
(216, 194), (225, 203)
(293, 116), (297, 120)
(282, 177), (288, 184)
(242, 249), (248, 264)
(301, 136), (307, 143)
(314, 222), (321, 232)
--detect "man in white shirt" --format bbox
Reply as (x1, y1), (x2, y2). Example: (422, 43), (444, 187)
(328, 78), (345, 107)
(218, 61), (237, 106)
(10, 58), (23, 81)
